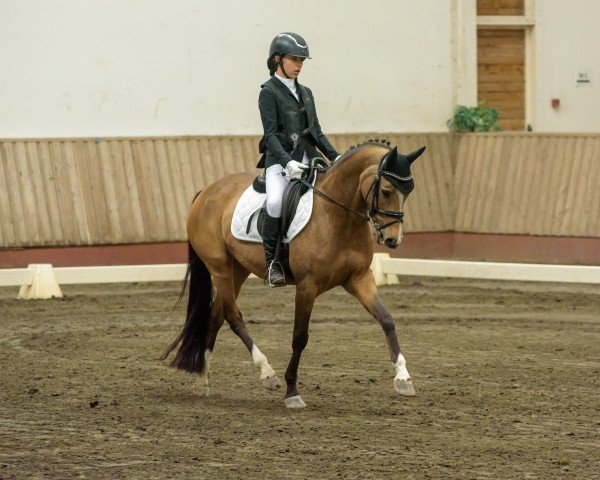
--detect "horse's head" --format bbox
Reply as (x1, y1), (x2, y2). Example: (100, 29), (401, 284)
(360, 145), (426, 248)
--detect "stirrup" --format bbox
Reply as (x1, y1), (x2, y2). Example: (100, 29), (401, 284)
(266, 260), (286, 288)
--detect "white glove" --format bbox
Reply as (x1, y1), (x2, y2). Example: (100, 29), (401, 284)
(284, 160), (308, 179)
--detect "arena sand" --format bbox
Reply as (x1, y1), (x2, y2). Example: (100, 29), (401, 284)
(1, 276), (598, 479)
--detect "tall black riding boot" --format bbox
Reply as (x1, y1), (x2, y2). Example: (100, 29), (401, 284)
(262, 213), (286, 287)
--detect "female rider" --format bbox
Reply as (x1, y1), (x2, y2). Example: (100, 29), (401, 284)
(258, 32), (340, 287)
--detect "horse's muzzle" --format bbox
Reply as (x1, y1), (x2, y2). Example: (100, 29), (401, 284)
(384, 238), (398, 249)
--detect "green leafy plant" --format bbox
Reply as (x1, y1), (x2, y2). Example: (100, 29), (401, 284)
(447, 102), (501, 132)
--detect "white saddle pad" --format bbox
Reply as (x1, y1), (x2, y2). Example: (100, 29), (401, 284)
(231, 177), (316, 244)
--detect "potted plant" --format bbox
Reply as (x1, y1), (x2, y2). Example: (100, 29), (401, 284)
(447, 102), (501, 132)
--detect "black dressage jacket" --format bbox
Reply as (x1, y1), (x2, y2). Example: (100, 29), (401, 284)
(257, 76), (339, 169)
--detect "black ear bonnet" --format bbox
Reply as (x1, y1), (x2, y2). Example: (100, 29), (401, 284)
(377, 146), (426, 195)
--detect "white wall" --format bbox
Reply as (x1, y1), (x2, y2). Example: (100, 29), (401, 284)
(0, 0), (455, 138)
(2, 1), (597, 138)
(534, 0), (600, 132)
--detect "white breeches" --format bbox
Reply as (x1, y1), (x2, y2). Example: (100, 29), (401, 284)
(265, 164), (288, 218)
(265, 155), (309, 218)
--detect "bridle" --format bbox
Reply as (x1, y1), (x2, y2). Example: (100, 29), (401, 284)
(297, 150), (410, 241)
(365, 151), (410, 242)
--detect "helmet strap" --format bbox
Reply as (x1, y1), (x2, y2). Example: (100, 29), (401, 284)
(280, 64), (292, 79)
(277, 55), (293, 79)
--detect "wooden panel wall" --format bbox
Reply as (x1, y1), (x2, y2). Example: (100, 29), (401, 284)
(0, 134), (454, 248)
(0, 137), (259, 247)
(1, 133), (599, 249)
(454, 133), (600, 237)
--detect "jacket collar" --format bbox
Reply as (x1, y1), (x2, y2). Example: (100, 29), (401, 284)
(269, 76), (302, 104)
(274, 73), (296, 90)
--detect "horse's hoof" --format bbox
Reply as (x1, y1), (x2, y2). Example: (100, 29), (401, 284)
(394, 378), (416, 397)
(284, 395), (307, 409)
(261, 374), (281, 390)
(198, 385), (211, 397)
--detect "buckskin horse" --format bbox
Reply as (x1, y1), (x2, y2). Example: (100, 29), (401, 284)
(162, 139), (426, 408)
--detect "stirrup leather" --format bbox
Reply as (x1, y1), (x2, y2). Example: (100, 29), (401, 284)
(266, 260), (286, 287)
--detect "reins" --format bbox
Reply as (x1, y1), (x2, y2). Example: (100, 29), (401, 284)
(296, 166), (370, 222)
(294, 155), (407, 240)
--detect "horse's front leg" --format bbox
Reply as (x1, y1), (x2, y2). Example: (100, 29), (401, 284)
(344, 270), (416, 397)
(284, 282), (317, 409)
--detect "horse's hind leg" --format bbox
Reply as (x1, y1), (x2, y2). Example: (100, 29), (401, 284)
(343, 270), (416, 397)
(196, 297), (224, 396)
(211, 266), (281, 391)
(197, 265), (246, 396)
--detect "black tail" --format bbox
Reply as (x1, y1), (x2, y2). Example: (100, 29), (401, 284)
(161, 241), (213, 373)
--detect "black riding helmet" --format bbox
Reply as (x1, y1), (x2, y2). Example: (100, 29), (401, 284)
(267, 32), (311, 77)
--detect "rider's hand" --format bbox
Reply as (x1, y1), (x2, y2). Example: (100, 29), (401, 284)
(284, 160), (308, 179)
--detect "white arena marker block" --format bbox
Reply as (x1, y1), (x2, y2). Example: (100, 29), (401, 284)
(371, 253), (399, 286)
(18, 264), (63, 300)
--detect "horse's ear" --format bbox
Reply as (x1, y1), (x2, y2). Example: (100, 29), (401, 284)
(382, 146), (398, 169)
(405, 146), (426, 164)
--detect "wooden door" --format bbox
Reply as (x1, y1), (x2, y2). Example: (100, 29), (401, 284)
(477, 0), (526, 131)
(477, 0), (524, 16)
(477, 29), (525, 131)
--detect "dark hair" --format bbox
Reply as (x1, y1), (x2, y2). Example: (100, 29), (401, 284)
(267, 53), (279, 76)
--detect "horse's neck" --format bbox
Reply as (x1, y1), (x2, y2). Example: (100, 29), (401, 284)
(317, 152), (377, 224)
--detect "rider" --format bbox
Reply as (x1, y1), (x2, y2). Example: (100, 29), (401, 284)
(258, 32), (341, 287)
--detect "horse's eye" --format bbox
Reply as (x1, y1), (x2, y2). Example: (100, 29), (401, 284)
(381, 189), (391, 199)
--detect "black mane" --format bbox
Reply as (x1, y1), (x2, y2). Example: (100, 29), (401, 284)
(338, 138), (392, 162)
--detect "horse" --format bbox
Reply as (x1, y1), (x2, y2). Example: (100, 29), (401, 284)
(162, 139), (426, 408)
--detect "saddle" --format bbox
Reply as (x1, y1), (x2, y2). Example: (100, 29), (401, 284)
(250, 157), (330, 239)
(230, 158), (329, 280)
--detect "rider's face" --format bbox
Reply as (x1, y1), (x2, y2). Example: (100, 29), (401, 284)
(276, 55), (305, 78)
